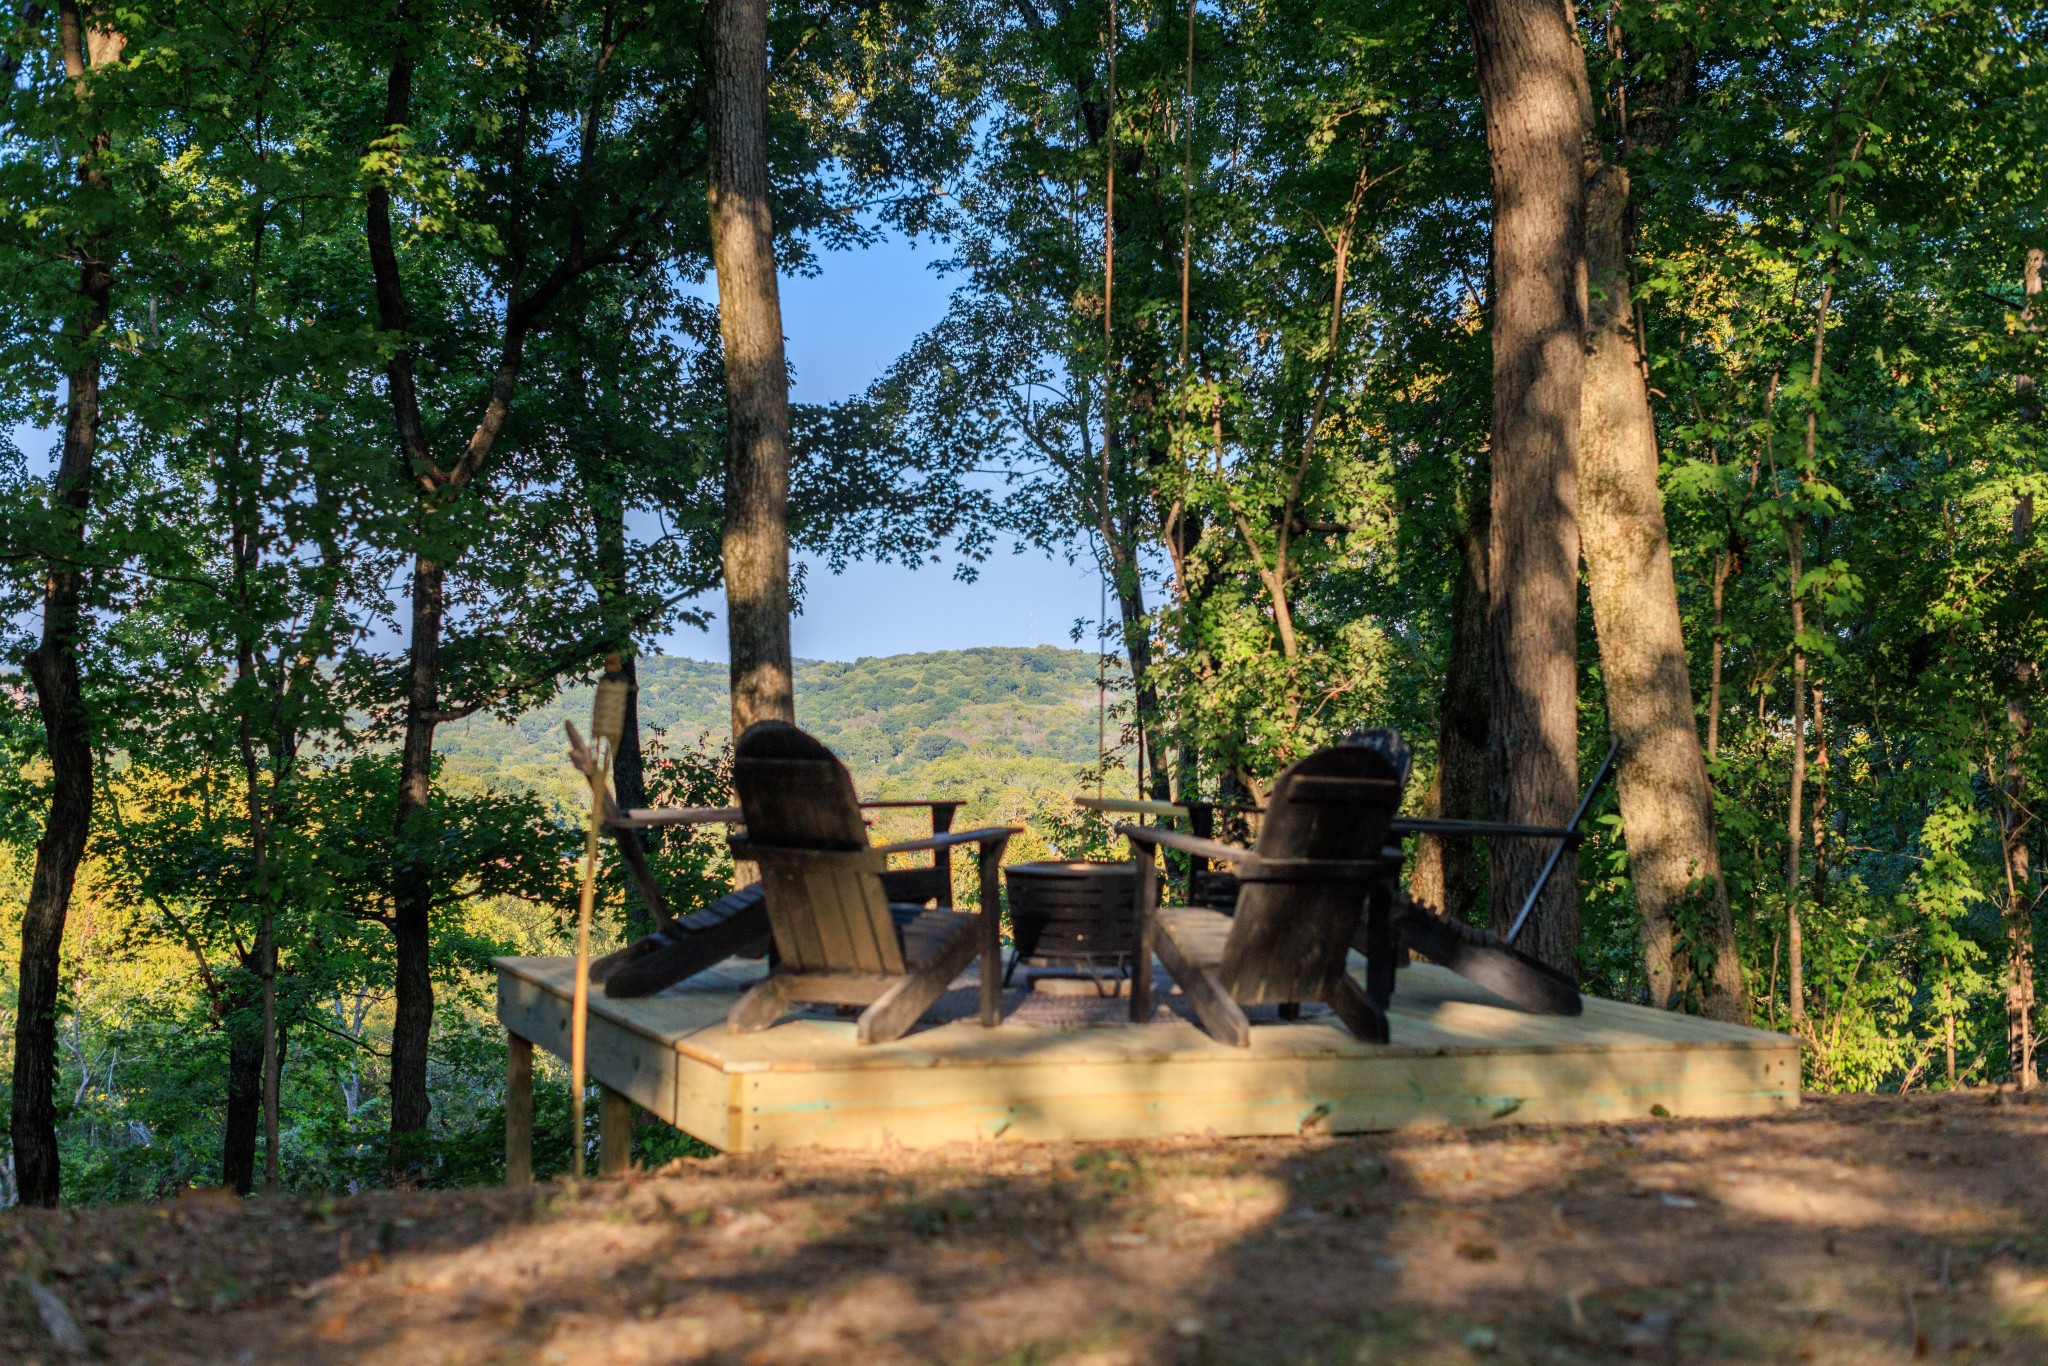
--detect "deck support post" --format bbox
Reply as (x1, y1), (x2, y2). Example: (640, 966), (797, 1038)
(505, 1032), (534, 1187)
(599, 1083), (633, 1177)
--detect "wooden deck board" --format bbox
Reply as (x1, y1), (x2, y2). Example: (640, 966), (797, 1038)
(497, 956), (1797, 1154)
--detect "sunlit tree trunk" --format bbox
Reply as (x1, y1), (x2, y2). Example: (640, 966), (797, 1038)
(1468, 0), (1585, 972)
(1579, 160), (1746, 1021)
(708, 0), (795, 737)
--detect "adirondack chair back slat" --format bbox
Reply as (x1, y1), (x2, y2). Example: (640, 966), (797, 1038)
(1218, 747), (1403, 1003)
(734, 728), (907, 976)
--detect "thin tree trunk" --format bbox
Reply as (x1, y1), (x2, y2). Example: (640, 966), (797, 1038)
(2004, 248), (2040, 1087)
(1945, 980), (1957, 1087)
(1706, 548), (1733, 760)
(1810, 681), (1829, 912)
(2000, 717), (2037, 1086)
(363, 25), (443, 1170)
(610, 653), (655, 928)
(1784, 267), (1833, 1031)
(13, 1), (119, 1209)
(1579, 160), (1746, 1021)
(1411, 501), (1490, 924)
(363, 25), (554, 1166)
(1468, 0), (1586, 972)
(708, 0), (794, 737)
(1777, 77), (1878, 1030)
(593, 485), (655, 936)
(1785, 523), (1807, 1028)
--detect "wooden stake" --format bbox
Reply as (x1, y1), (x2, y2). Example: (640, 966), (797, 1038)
(570, 760), (603, 1180)
(569, 661), (635, 1180)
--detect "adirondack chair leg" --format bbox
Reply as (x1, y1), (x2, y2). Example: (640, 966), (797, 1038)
(977, 839), (1008, 1027)
(1363, 882), (1397, 1011)
(1328, 973), (1390, 1044)
(728, 976), (792, 1033)
(1129, 846), (1156, 1023)
(1153, 921), (1250, 1047)
(858, 922), (982, 1044)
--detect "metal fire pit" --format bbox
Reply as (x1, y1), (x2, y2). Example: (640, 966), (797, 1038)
(1002, 860), (1139, 983)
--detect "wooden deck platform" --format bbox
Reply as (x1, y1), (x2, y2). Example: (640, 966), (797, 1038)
(495, 955), (1798, 1161)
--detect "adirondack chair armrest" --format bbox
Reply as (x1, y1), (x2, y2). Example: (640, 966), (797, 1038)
(873, 826), (1021, 857)
(1113, 822), (1247, 867)
(605, 806), (744, 831)
(1074, 796), (1191, 820)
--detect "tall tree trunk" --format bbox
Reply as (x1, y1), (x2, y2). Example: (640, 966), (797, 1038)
(708, 0), (794, 737)
(1783, 267), (1834, 1032)
(13, 0), (119, 1209)
(1468, 0), (1586, 972)
(1579, 161), (1746, 1021)
(1784, 533), (1807, 1028)
(2003, 797), (2036, 1088)
(1411, 500), (1490, 924)
(363, 5), (607, 1166)
(363, 25), (443, 1171)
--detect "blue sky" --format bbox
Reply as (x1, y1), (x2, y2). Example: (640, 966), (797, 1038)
(6, 234), (1109, 664)
(674, 235), (1104, 663)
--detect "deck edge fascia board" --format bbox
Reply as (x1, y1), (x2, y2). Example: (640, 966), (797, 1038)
(496, 956), (1799, 1072)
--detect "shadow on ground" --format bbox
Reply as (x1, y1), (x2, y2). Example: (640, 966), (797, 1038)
(5, 1090), (2048, 1364)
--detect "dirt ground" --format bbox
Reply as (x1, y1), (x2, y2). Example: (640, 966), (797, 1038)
(6, 1090), (2048, 1365)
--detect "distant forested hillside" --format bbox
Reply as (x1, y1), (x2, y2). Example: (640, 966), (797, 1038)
(436, 646), (1113, 799)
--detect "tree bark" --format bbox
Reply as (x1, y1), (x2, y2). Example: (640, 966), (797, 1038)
(13, 0), (118, 1209)
(1106, 539), (1173, 802)
(1468, 0), (1586, 972)
(1578, 161), (1746, 1020)
(609, 652), (656, 929)
(591, 480), (656, 935)
(388, 554), (443, 1156)
(708, 0), (794, 737)
(1411, 500), (1490, 923)
(221, 1010), (263, 1196)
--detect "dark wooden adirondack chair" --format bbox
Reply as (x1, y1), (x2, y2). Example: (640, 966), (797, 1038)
(1117, 734), (1410, 1047)
(725, 721), (1020, 1044)
(576, 719), (975, 1000)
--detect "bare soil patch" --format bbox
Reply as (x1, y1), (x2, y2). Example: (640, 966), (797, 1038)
(6, 1089), (2048, 1364)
